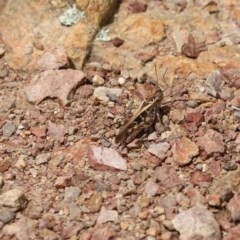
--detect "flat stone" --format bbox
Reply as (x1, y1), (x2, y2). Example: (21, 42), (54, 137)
(185, 108), (204, 123)
(90, 227), (116, 240)
(2, 121), (17, 137)
(35, 153), (51, 165)
(93, 87), (122, 103)
(0, 207), (16, 224)
(64, 186), (81, 202)
(40, 228), (60, 240)
(54, 176), (72, 189)
(14, 156), (27, 171)
(172, 204), (221, 240)
(227, 194), (240, 222)
(197, 129), (225, 156)
(47, 121), (66, 141)
(154, 165), (184, 189)
(0, 189), (28, 212)
(172, 137), (199, 166)
(85, 193), (103, 213)
(224, 225), (240, 240)
(88, 145), (127, 171)
(97, 207), (119, 224)
(148, 142), (170, 160)
(190, 171), (212, 187)
(25, 69), (85, 106)
(0, 158), (11, 172)
(30, 126), (46, 138)
(37, 46), (68, 71)
(144, 180), (159, 197)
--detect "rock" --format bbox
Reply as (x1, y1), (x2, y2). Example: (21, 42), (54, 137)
(227, 194), (240, 222)
(14, 156), (27, 171)
(0, 189), (28, 212)
(64, 186), (81, 202)
(85, 193), (103, 213)
(207, 193), (222, 207)
(35, 153), (51, 165)
(111, 37), (124, 47)
(205, 70), (224, 98)
(88, 145), (127, 171)
(224, 225), (240, 240)
(197, 129), (225, 156)
(37, 46), (68, 71)
(185, 108), (204, 123)
(0, 0), (118, 71)
(90, 227), (116, 240)
(190, 171), (212, 186)
(154, 165), (184, 189)
(97, 207), (119, 224)
(2, 121), (17, 137)
(144, 180), (159, 197)
(62, 222), (84, 239)
(172, 204), (221, 240)
(47, 121), (66, 141)
(92, 74), (105, 86)
(0, 207), (16, 224)
(0, 158), (11, 172)
(25, 69), (85, 106)
(93, 87), (122, 103)
(30, 126), (47, 138)
(128, 0), (147, 13)
(2, 217), (37, 239)
(40, 228), (60, 240)
(54, 176), (72, 189)
(172, 137), (199, 166)
(221, 68), (240, 89)
(148, 142), (170, 159)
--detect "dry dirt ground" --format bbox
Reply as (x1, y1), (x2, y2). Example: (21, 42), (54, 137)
(1, 0), (240, 239)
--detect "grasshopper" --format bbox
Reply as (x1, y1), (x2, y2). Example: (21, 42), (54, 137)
(115, 65), (164, 144)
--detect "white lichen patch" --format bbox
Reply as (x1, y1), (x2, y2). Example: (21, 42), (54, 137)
(59, 4), (85, 26)
(96, 27), (111, 41)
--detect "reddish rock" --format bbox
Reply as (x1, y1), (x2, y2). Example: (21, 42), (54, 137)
(54, 176), (72, 189)
(88, 145), (127, 171)
(172, 137), (199, 166)
(25, 69), (85, 106)
(185, 108), (204, 123)
(209, 160), (221, 177)
(0, 158), (11, 172)
(90, 227), (115, 240)
(128, 0), (147, 13)
(144, 180), (159, 197)
(224, 225), (240, 240)
(37, 46), (69, 71)
(207, 193), (222, 207)
(47, 121), (66, 141)
(137, 51), (155, 63)
(30, 126), (46, 138)
(62, 222), (84, 239)
(227, 194), (240, 222)
(221, 68), (240, 89)
(154, 165), (184, 189)
(111, 37), (124, 47)
(190, 171), (212, 186)
(197, 129), (225, 156)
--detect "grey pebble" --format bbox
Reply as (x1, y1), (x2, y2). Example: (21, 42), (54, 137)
(2, 122), (17, 137)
